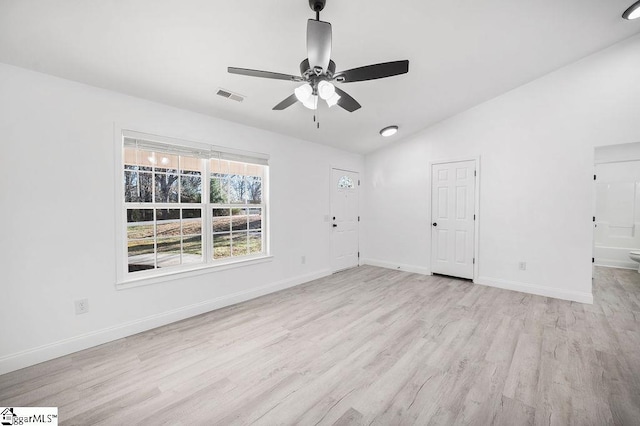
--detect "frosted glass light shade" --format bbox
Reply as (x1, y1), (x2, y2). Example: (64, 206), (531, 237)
(294, 84), (313, 102)
(318, 81), (336, 100)
(623, 0), (640, 19)
(380, 125), (399, 137)
(326, 92), (341, 107)
(302, 95), (318, 110)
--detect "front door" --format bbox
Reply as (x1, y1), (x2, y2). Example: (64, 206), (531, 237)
(431, 160), (476, 279)
(331, 168), (359, 272)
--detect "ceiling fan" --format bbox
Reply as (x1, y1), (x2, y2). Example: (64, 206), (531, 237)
(228, 0), (409, 113)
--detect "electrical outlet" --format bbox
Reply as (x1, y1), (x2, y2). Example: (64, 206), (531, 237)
(519, 262), (527, 271)
(301, 255), (306, 264)
(75, 299), (89, 315)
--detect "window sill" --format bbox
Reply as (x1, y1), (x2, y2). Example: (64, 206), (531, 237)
(116, 255), (274, 290)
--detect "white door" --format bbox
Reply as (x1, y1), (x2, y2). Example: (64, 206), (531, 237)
(431, 160), (476, 279)
(331, 168), (359, 272)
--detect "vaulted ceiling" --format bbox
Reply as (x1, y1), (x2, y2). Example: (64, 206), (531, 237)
(1, 0), (639, 153)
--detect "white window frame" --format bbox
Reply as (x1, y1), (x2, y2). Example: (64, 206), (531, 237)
(115, 130), (271, 288)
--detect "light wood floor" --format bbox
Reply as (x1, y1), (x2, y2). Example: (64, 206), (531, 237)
(1, 266), (639, 425)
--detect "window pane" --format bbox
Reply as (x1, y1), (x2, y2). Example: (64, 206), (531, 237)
(213, 233), (231, 259)
(127, 209), (153, 223)
(182, 208), (201, 219)
(248, 208), (262, 230)
(128, 239), (155, 273)
(138, 173), (153, 202)
(157, 237), (181, 267)
(127, 224), (154, 240)
(210, 177), (229, 204)
(232, 232), (248, 256)
(156, 208), (180, 221)
(124, 172), (152, 203)
(124, 171), (137, 202)
(231, 208), (248, 230)
(180, 175), (202, 203)
(338, 176), (354, 189)
(245, 176), (262, 204)
(248, 231), (262, 254)
(213, 209), (231, 232)
(155, 174), (179, 202)
(229, 175), (246, 203)
(156, 209), (181, 237)
(182, 216), (202, 236)
(183, 235), (202, 264)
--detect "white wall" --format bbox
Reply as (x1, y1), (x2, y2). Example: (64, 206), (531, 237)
(363, 33), (640, 304)
(594, 160), (640, 269)
(0, 63), (363, 374)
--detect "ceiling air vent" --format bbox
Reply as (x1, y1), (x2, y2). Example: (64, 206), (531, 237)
(216, 88), (245, 103)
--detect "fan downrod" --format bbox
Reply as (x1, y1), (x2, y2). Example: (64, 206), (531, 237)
(309, 0), (326, 20)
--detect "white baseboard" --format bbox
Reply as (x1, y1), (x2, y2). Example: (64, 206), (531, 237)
(362, 258), (431, 275)
(363, 259), (593, 304)
(0, 269), (331, 375)
(594, 259), (638, 270)
(475, 276), (593, 304)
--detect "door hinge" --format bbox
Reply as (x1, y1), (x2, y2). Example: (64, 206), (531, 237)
(358, 251), (360, 258)
(473, 258), (475, 264)
(593, 216), (595, 222)
(358, 216), (360, 222)
(358, 179), (361, 186)
(474, 170), (477, 177)
(592, 257), (595, 263)
(594, 174), (596, 181)
(473, 214), (476, 220)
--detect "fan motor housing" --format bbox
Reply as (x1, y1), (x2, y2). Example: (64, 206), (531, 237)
(300, 58), (335, 77)
(309, 0), (326, 12)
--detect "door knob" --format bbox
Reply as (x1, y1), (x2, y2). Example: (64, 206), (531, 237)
(432, 222), (437, 227)
(332, 224), (338, 228)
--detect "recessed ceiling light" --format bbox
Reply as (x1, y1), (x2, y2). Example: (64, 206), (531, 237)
(623, 0), (640, 19)
(380, 125), (399, 137)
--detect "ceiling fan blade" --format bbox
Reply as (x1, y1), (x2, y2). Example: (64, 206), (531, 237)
(228, 67), (303, 82)
(334, 60), (409, 83)
(334, 87), (361, 112)
(272, 93), (298, 110)
(307, 19), (332, 72)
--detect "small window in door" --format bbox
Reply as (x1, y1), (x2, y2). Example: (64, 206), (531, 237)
(338, 176), (354, 189)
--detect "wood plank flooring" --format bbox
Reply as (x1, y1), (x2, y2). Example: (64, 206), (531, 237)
(1, 266), (639, 425)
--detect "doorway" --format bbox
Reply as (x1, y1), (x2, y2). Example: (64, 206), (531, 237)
(593, 142), (640, 270)
(430, 159), (477, 279)
(331, 168), (359, 272)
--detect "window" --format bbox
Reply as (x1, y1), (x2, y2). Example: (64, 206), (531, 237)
(120, 134), (268, 282)
(338, 175), (354, 189)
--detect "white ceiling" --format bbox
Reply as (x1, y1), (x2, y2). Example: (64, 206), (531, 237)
(1, 0), (639, 154)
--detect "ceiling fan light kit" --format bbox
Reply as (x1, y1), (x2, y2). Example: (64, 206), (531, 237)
(227, 0), (409, 118)
(623, 0), (640, 19)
